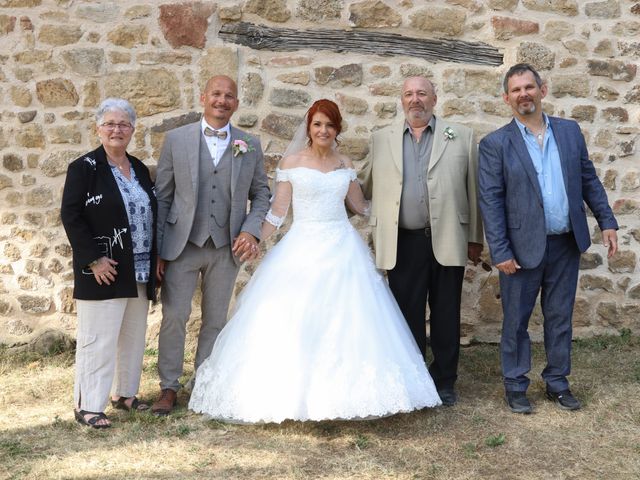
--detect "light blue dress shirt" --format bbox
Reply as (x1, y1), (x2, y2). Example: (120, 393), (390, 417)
(515, 115), (570, 235)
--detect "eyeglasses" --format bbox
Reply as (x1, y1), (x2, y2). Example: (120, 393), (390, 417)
(100, 122), (133, 131)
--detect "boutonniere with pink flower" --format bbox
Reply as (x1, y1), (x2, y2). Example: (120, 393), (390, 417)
(232, 138), (255, 157)
(443, 126), (456, 141)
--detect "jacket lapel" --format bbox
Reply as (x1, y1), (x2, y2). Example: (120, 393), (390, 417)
(507, 119), (543, 204)
(389, 122), (404, 174)
(428, 118), (445, 173)
(229, 126), (242, 197)
(548, 116), (570, 193)
(94, 145), (121, 197)
(187, 122), (201, 195)
(94, 145), (129, 231)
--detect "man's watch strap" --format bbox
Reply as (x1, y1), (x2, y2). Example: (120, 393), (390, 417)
(88, 259), (99, 268)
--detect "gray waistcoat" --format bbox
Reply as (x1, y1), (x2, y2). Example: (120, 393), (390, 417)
(188, 137), (233, 248)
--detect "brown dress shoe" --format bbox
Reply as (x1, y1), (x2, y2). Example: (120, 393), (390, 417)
(151, 389), (177, 416)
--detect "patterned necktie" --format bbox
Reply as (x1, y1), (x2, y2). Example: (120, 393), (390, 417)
(204, 127), (228, 139)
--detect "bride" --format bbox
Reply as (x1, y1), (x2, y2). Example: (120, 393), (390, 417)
(189, 99), (441, 423)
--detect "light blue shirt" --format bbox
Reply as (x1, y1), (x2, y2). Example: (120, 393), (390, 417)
(515, 115), (570, 235)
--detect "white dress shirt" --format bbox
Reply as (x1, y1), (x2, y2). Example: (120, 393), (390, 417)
(201, 119), (231, 166)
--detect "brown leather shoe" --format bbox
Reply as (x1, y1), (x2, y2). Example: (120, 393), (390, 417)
(151, 389), (177, 416)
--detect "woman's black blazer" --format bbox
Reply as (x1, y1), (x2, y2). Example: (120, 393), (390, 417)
(61, 145), (157, 301)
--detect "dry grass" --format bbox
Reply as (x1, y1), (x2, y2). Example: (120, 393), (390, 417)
(1, 333), (639, 480)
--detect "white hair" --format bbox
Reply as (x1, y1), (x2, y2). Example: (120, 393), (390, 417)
(96, 98), (137, 127)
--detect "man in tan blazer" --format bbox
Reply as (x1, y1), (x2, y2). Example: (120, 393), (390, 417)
(360, 76), (483, 406)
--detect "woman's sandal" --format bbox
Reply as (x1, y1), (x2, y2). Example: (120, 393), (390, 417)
(110, 396), (150, 412)
(74, 409), (111, 429)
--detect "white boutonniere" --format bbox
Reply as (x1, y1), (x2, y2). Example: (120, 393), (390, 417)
(443, 126), (456, 141)
(232, 138), (255, 157)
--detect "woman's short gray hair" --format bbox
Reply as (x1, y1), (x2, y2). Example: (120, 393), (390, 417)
(96, 98), (137, 127)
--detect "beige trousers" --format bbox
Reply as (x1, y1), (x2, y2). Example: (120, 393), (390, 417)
(74, 283), (149, 412)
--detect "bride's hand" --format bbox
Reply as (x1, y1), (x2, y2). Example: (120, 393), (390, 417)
(232, 232), (260, 262)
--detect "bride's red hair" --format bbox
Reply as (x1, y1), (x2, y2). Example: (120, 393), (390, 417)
(305, 99), (343, 145)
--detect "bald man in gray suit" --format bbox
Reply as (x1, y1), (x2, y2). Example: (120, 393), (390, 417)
(152, 75), (270, 415)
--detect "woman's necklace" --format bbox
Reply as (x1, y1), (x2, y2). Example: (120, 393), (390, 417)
(108, 155), (129, 171)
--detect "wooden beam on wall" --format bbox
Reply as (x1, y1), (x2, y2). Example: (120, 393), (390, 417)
(219, 22), (503, 67)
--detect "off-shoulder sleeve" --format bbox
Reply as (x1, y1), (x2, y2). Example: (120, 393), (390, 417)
(275, 168), (294, 183)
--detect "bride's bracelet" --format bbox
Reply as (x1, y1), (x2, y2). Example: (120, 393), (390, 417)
(265, 210), (285, 228)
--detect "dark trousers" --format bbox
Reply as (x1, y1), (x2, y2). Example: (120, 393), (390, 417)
(499, 233), (580, 393)
(388, 228), (464, 390)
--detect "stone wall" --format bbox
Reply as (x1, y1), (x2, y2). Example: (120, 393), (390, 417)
(0, 0), (638, 346)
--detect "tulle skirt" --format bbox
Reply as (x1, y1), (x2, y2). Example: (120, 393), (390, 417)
(189, 219), (441, 423)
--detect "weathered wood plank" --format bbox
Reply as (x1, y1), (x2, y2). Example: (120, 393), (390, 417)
(219, 22), (503, 66)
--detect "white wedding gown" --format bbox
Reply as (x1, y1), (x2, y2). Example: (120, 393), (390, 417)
(189, 167), (441, 423)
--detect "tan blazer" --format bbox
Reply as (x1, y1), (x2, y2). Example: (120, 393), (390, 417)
(360, 117), (483, 270)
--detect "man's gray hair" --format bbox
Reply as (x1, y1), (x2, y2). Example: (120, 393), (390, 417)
(96, 98), (137, 127)
(502, 63), (543, 93)
(402, 76), (437, 96)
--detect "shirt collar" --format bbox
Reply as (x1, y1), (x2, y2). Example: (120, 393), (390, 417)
(403, 115), (436, 136)
(514, 114), (550, 137)
(201, 118), (231, 137)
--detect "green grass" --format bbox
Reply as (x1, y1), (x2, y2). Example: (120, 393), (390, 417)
(462, 442), (478, 459)
(574, 328), (636, 352)
(484, 433), (506, 447)
(0, 440), (31, 458)
(353, 433), (369, 450)
(1, 333), (639, 479)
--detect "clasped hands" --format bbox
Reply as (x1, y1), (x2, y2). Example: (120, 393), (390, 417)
(232, 232), (260, 262)
(155, 233), (261, 284)
(90, 256), (118, 285)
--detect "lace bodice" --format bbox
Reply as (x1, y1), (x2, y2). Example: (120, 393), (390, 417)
(283, 167), (354, 223)
(262, 167), (369, 237)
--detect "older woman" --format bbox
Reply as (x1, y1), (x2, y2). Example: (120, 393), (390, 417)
(61, 98), (157, 428)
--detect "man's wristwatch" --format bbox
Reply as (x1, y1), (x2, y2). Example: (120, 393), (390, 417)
(88, 259), (99, 268)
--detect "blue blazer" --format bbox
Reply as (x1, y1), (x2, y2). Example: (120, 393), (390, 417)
(478, 117), (618, 269)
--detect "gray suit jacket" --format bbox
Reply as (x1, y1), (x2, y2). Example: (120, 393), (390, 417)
(155, 121), (270, 264)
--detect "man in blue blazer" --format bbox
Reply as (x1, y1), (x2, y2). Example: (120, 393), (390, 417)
(479, 64), (618, 414)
